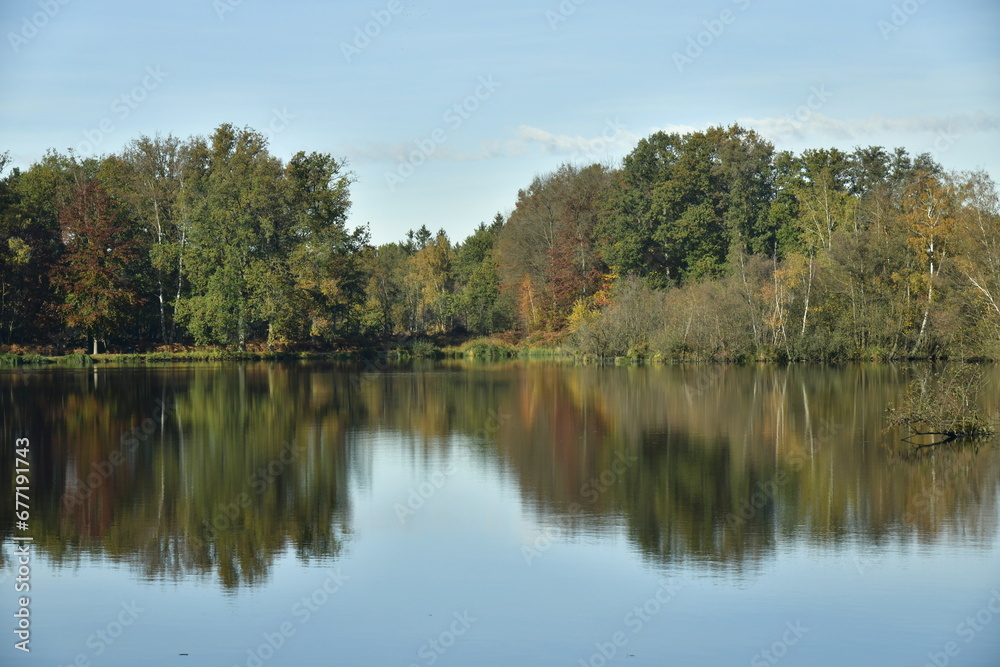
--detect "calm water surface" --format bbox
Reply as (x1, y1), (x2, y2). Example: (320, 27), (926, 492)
(1, 362), (999, 666)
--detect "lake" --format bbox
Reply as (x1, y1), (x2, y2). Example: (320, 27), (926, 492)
(1, 362), (999, 666)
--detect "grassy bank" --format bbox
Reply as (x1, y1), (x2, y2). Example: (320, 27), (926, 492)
(3, 336), (989, 368)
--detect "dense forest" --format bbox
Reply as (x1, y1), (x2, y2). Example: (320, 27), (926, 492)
(2, 122), (999, 360)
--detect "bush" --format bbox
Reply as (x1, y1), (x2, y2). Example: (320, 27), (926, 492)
(0, 353), (53, 366)
(62, 353), (95, 367)
(408, 339), (441, 359)
(887, 364), (995, 439)
(572, 277), (667, 358)
(20, 354), (51, 365)
(461, 338), (518, 360)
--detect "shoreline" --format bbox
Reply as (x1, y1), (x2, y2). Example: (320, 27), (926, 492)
(1, 342), (994, 367)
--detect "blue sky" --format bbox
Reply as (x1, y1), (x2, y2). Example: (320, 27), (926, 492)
(1, 0), (997, 244)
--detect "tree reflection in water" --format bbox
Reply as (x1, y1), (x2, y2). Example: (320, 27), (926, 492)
(1, 362), (997, 587)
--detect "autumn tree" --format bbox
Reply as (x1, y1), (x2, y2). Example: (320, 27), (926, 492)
(901, 170), (957, 344)
(953, 172), (1000, 319)
(1, 151), (94, 346)
(410, 230), (453, 333)
(499, 163), (611, 330)
(52, 180), (143, 353)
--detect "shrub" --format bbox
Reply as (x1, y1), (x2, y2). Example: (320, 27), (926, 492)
(62, 353), (95, 367)
(887, 364), (995, 439)
(461, 339), (518, 360)
(20, 354), (51, 365)
(409, 339), (441, 359)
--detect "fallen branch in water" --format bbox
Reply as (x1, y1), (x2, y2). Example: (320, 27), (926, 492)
(886, 364), (995, 447)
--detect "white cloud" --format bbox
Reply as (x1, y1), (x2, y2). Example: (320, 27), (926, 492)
(344, 120), (641, 165)
(742, 111), (1000, 144)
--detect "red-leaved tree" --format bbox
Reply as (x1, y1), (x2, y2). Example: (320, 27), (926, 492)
(53, 180), (143, 353)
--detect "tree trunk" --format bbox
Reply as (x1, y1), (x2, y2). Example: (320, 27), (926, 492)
(170, 227), (187, 344)
(801, 254), (814, 336)
(918, 252), (935, 340)
(93, 337), (98, 355)
(153, 197), (167, 343)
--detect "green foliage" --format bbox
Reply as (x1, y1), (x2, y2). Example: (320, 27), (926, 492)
(19, 353), (50, 365)
(597, 125), (775, 284)
(2, 123), (999, 361)
(62, 353), (94, 367)
(0, 352), (52, 368)
(458, 338), (519, 360)
(453, 215), (513, 335)
(408, 338), (441, 359)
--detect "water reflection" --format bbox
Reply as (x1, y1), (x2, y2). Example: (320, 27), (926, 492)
(1, 362), (997, 587)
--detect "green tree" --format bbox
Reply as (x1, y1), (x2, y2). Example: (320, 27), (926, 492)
(598, 125), (776, 285)
(453, 214), (512, 334)
(284, 151), (369, 344)
(99, 135), (187, 344)
(361, 242), (413, 336)
(177, 125), (286, 348)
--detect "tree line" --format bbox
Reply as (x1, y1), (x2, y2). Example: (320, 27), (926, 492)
(1, 122), (998, 359)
